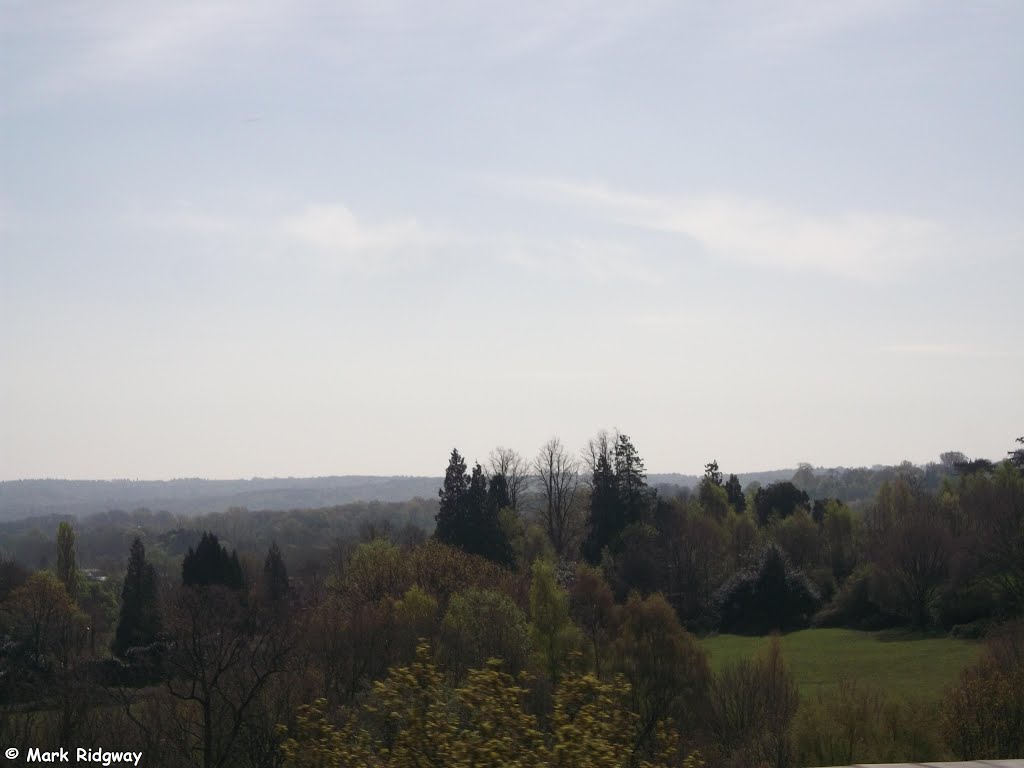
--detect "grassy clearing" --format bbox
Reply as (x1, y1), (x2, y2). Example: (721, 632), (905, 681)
(700, 628), (982, 701)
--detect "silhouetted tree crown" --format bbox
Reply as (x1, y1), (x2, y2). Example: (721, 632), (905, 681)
(754, 481), (811, 526)
(434, 450), (513, 567)
(435, 449), (469, 546)
(704, 460), (723, 486)
(584, 433), (651, 565)
(724, 473), (746, 512)
(182, 532), (245, 589)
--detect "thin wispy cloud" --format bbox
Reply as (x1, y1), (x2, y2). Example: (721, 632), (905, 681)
(511, 178), (946, 280)
(498, 236), (661, 284)
(281, 204), (453, 270)
(25, 0), (286, 95)
(716, 0), (920, 54)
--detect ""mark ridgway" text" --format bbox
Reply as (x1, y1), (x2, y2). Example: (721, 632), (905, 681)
(25, 748), (143, 766)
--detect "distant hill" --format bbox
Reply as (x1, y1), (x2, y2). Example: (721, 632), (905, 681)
(0, 476), (442, 521)
(0, 469), (799, 522)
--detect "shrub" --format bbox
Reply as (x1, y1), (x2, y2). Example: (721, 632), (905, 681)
(813, 564), (901, 630)
(794, 679), (945, 766)
(714, 544), (821, 634)
(706, 636), (798, 768)
(941, 620), (1024, 759)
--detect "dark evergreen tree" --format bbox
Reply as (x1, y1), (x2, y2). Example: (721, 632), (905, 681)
(182, 532), (245, 589)
(435, 451), (512, 566)
(485, 472), (511, 514)
(724, 473), (746, 512)
(714, 543), (821, 634)
(614, 433), (649, 527)
(262, 541), (289, 607)
(753, 481), (811, 526)
(113, 538), (161, 656)
(465, 462), (489, 540)
(482, 472), (515, 567)
(584, 441), (624, 565)
(435, 449), (469, 547)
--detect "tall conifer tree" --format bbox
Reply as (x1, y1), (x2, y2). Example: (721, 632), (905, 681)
(113, 538), (161, 656)
(435, 449), (469, 547)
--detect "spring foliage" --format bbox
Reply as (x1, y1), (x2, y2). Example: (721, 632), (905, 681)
(279, 643), (702, 768)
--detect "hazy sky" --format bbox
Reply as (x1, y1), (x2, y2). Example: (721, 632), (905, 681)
(2, 0), (1022, 481)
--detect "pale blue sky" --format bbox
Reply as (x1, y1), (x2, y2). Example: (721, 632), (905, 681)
(2, 0), (1022, 480)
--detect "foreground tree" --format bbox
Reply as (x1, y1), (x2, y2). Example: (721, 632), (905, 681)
(707, 636), (799, 768)
(615, 593), (710, 755)
(3, 572), (88, 746)
(165, 585), (295, 768)
(941, 620), (1024, 759)
(4, 571), (86, 668)
(280, 643), (695, 768)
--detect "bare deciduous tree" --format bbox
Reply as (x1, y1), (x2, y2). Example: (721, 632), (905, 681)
(488, 446), (530, 511)
(164, 586), (295, 768)
(533, 438), (582, 557)
(582, 430), (614, 483)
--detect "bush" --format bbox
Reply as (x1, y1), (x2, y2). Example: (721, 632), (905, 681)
(813, 565), (901, 630)
(935, 582), (997, 630)
(706, 636), (798, 768)
(793, 679), (945, 766)
(941, 620), (1024, 759)
(714, 544), (821, 634)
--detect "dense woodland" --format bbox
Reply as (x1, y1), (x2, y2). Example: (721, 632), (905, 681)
(1, 433), (1022, 767)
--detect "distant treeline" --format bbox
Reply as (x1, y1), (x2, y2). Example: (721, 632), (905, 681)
(0, 456), (969, 522)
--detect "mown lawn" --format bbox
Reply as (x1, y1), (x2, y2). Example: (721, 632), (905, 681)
(700, 628), (983, 701)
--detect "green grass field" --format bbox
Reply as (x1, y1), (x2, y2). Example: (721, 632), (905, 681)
(700, 628), (983, 701)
